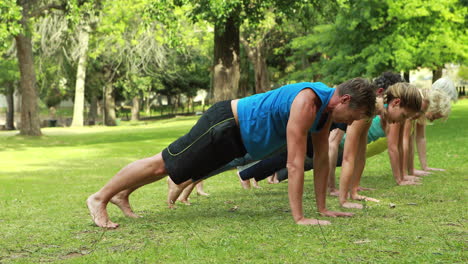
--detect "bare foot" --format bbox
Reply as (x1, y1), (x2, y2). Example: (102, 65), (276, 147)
(329, 189), (339, 197)
(110, 194), (141, 218)
(87, 194), (119, 228)
(237, 171), (251, 189)
(167, 177), (185, 207)
(341, 202), (364, 209)
(252, 180), (262, 189)
(197, 190), (210, 196)
(177, 198), (191, 205)
(267, 173), (279, 184)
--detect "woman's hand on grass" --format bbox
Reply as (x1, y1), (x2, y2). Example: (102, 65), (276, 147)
(398, 180), (421, 186)
(414, 169), (431, 176)
(296, 218), (331, 225)
(426, 167), (445, 172)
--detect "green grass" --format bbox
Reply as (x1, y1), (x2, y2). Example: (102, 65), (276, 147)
(0, 101), (467, 263)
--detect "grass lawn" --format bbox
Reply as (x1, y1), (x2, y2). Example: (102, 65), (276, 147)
(0, 100), (467, 264)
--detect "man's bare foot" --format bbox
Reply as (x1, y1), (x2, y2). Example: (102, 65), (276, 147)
(341, 202), (364, 209)
(110, 194), (141, 218)
(87, 194), (119, 228)
(351, 194), (380, 203)
(167, 177), (186, 207)
(237, 171), (251, 189)
(357, 186), (376, 191)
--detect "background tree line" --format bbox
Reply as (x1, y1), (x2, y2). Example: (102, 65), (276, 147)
(0, 0), (466, 136)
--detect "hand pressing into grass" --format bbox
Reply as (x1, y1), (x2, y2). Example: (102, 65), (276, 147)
(296, 218), (331, 225)
(320, 210), (354, 217)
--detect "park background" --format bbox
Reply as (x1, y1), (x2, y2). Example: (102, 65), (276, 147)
(0, 0), (467, 263)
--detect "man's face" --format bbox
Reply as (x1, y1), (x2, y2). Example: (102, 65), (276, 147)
(331, 95), (369, 125)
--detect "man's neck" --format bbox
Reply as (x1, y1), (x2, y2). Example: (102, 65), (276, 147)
(325, 89), (339, 113)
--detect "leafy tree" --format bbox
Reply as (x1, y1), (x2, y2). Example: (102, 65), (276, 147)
(0, 0), (73, 135)
(87, 0), (169, 125)
(299, 0), (467, 85)
(66, 0), (101, 127)
(176, 0), (313, 101)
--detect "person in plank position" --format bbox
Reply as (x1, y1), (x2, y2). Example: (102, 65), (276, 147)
(87, 78), (376, 228)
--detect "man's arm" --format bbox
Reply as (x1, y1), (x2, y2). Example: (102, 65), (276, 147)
(286, 90), (321, 225)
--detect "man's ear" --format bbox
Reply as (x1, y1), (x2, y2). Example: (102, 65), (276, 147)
(340, 94), (351, 104)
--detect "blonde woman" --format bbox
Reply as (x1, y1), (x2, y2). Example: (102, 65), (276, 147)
(338, 82), (423, 209)
(402, 78), (456, 178)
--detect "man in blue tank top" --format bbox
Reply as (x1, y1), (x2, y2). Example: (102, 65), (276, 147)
(87, 78), (376, 228)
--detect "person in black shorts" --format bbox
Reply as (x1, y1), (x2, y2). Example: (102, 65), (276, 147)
(86, 78), (376, 228)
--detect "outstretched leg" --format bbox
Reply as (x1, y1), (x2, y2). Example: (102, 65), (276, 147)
(87, 153), (167, 228)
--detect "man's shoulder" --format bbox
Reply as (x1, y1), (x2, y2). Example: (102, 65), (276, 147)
(294, 88), (320, 108)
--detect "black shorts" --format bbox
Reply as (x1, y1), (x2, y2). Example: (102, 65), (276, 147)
(162, 100), (247, 184)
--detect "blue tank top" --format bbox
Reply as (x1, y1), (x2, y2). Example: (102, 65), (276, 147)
(340, 115), (385, 148)
(237, 82), (335, 159)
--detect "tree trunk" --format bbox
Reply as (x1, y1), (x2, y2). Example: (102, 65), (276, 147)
(213, 15), (240, 102)
(403, 72), (410, 83)
(15, 32), (42, 136)
(71, 25), (90, 127)
(254, 47), (269, 93)
(5, 84), (15, 130)
(131, 96), (140, 121)
(432, 68), (443, 83)
(104, 82), (116, 126)
(145, 97), (150, 115)
(240, 36), (270, 94)
(88, 93), (98, 125)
